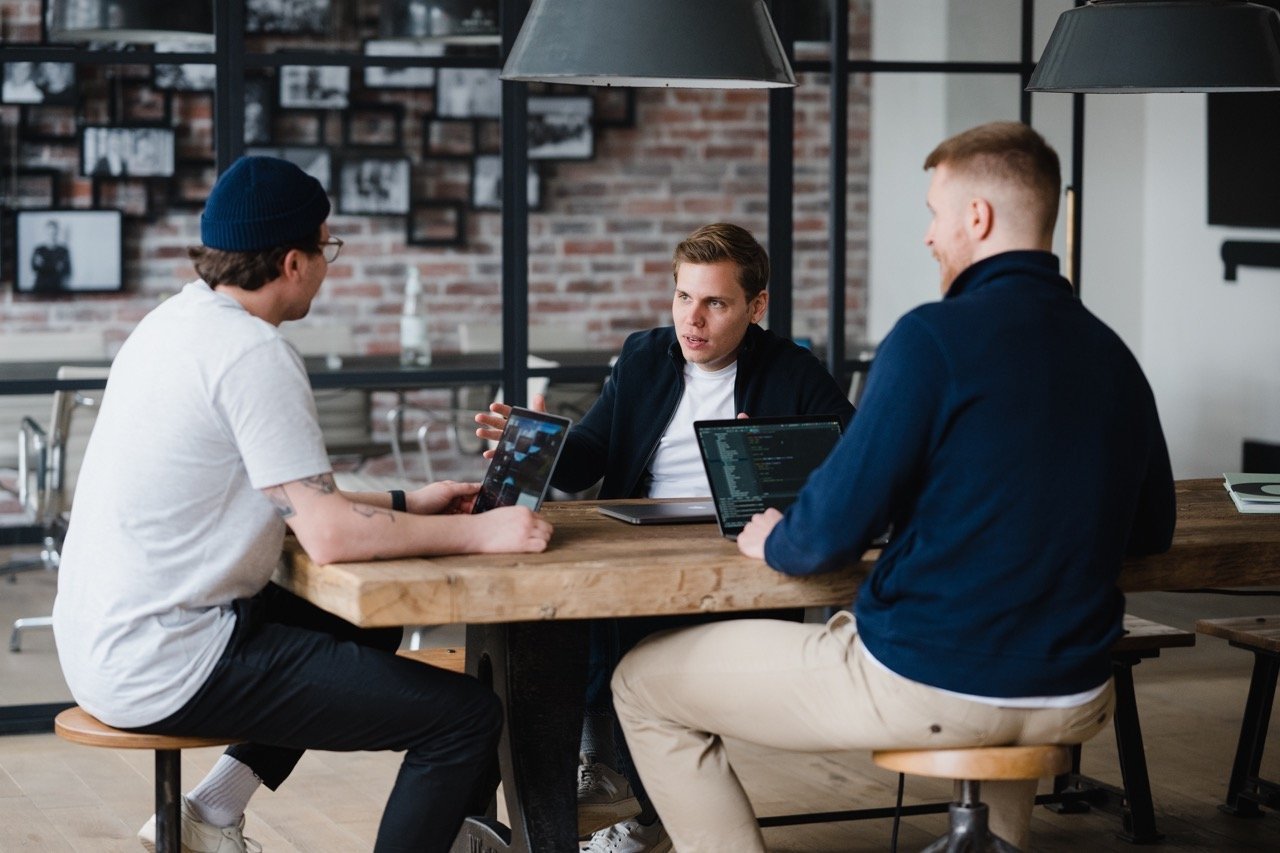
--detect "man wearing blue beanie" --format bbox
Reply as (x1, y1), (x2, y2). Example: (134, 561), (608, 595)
(53, 156), (552, 853)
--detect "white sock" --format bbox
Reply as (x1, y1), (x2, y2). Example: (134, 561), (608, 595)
(186, 755), (262, 828)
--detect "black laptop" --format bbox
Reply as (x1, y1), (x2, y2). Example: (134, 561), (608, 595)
(694, 414), (843, 540)
(472, 407), (572, 514)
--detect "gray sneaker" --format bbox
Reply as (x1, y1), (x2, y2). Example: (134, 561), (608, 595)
(577, 761), (640, 837)
(137, 796), (262, 853)
(582, 817), (672, 853)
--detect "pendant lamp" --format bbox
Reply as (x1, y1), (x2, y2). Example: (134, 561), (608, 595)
(501, 0), (797, 89)
(1027, 0), (1280, 93)
(46, 0), (213, 46)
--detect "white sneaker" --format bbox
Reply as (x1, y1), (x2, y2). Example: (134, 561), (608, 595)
(582, 817), (672, 853)
(137, 796), (262, 853)
(577, 761), (640, 837)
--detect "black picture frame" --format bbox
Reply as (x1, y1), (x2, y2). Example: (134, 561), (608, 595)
(246, 146), (333, 193)
(15, 208), (124, 295)
(338, 157), (412, 215)
(363, 39), (442, 89)
(152, 38), (216, 92)
(279, 65), (349, 110)
(246, 0), (332, 34)
(0, 167), (62, 210)
(80, 125), (177, 179)
(379, 0), (499, 42)
(435, 67), (501, 119)
(471, 154), (540, 212)
(422, 115), (477, 160)
(168, 158), (218, 209)
(341, 102), (406, 149)
(243, 77), (275, 145)
(407, 199), (466, 247)
(2, 61), (77, 106)
(594, 87), (636, 129)
(91, 179), (167, 221)
(527, 95), (594, 161)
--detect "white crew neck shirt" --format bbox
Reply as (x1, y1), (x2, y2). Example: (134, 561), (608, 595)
(646, 361), (737, 498)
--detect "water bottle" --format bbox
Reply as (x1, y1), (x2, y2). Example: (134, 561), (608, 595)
(399, 267), (431, 366)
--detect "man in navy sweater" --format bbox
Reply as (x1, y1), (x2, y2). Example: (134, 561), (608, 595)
(477, 222), (853, 852)
(612, 122), (1175, 852)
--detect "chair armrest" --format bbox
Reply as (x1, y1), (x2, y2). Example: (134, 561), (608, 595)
(17, 416), (48, 515)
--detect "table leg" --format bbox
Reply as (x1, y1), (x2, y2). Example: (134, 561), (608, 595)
(452, 620), (588, 853)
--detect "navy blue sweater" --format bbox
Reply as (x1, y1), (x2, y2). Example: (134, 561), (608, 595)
(553, 324), (855, 498)
(765, 251), (1175, 697)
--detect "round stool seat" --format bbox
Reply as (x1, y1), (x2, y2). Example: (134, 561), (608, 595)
(54, 706), (235, 750)
(873, 744), (1071, 781)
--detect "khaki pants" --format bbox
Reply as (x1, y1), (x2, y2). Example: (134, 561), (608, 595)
(612, 611), (1114, 852)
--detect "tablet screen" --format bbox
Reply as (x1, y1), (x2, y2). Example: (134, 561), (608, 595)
(472, 407), (572, 514)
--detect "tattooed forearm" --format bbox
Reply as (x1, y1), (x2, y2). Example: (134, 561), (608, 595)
(300, 473), (337, 495)
(265, 486), (296, 519)
(353, 503), (395, 523)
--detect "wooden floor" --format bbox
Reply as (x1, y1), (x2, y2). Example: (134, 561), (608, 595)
(3, 560), (1280, 850)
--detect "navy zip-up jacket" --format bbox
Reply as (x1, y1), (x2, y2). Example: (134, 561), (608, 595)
(552, 324), (855, 498)
(765, 251), (1175, 698)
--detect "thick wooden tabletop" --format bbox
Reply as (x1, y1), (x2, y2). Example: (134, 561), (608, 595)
(275, 479), (1280, 629)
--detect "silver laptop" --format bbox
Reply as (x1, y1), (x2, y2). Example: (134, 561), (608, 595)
(597, 501), (717, 525)
(694, 414), (844, 540)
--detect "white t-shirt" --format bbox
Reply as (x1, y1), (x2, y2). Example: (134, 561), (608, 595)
(52, 282), (331, 728)
(646, 362), (737, 498)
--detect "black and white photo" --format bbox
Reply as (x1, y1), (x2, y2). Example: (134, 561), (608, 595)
(80, 126), (176, 178)
(243, 79), (274, 145)
(436, 68), (501, 119)
(153, 39), (216, 91)
(471, 154), (540, 211)
(246, 146), (332, 192)
(16, 209), (123, 295)
(279, 65), (349, 109)
(2, 61), (76, 105)
(338, 157), (411, 215)
(407, 199), (466, 247)
(363, 40), (442, 89)
(527, 95), (594, 160)
(342, 102), (405, 148)
(246, 0), (330, 34)
(379, 0), (499, 42)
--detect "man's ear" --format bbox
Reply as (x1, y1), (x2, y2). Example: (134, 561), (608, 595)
(967, 197), (995, 241)
(750, 289), (769, 323)
(280, 248), (305, 280)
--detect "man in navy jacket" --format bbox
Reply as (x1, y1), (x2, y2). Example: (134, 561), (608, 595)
(478, 222), (854, 851)
(612, 122), (1175, 852)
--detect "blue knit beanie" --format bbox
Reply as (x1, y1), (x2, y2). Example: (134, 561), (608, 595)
(201, 156), (331, 252)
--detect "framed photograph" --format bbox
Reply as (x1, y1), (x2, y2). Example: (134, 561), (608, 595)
(15, 209), (124, 295)
(471, 154), (540, 211)
(279, 65), (349, 110)
(527, 95), (594, 161)
(338, 157), (411, 215)
(423, 115), (477, 159)
(2, 61), (76, 106)
(91, 179), (166, 220)
(80, 126), (176, 178)
(342, 102), (405, 148)
(168, 158), (217, 209)
(436, 67), (501, 119)
(153, 38), (216, 92)
(594, 87), (636, 129)
(243, 78), (274, 145)
(246, 146), (333, 193)
(407, 199), (466, 247)
(363, 40), (442, 89)
(0, 167), (61, 209)
(246, 0), (331, 34)
(379, 0), (499, 42)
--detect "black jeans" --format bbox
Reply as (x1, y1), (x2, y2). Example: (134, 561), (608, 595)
(131, 584), (502, 853)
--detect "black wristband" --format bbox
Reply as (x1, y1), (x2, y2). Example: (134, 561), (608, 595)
(388, 489), (407, 513)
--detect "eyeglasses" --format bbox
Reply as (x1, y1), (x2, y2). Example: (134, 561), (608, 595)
(318, 238), (344, 263)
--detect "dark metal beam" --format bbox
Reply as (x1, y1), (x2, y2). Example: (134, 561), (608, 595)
(767, 0), (796, 338)
(500, 0), (531, 407)
(212, 0), (246, 173)
(826, 0), (849, 379)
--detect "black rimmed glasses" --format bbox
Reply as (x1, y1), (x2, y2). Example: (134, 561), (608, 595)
(318, 237), (344, 263)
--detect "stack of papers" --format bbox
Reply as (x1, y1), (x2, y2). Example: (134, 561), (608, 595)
(1223, 473), (1280, 513)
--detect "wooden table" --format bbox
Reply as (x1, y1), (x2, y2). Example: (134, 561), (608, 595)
(274, 479), (1280, 852)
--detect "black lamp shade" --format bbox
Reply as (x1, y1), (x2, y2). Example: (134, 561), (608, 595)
(501, 0), (797, 89)
(46, 0), (213, 45)
(1027, 0), (1280, 93)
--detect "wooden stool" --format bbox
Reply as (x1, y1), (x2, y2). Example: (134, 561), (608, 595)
(1046, 614), (1194, 842)
(54, 706), (236, 853)
(1195, 615), (1280, 817)
(875, 745), (1070, 851)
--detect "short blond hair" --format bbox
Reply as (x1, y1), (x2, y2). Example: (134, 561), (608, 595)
(672, 223), (770, 300)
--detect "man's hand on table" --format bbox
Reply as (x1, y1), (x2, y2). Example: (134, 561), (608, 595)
(469, 506), (553, 553)
(474, 395), (548, 459)
(737, 507), (783, 560)
(409, 480), (480, 515)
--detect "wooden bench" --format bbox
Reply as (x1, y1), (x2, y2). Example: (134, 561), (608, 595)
(1045, 614), (1195, 842)
(53, 706), (237, 853)
(1195, 615), (1280, 818)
